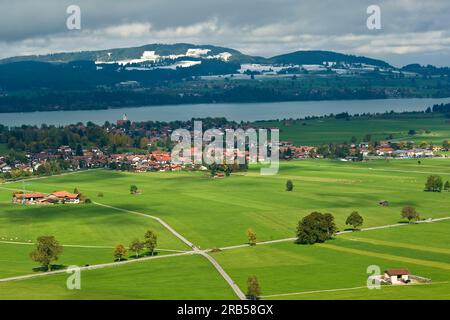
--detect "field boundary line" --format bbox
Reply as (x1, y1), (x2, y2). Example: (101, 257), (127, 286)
(93, 202), (195, 248)
(319, 243), (450, 270)
(0, 251), (194, 283)
(261, 281), (450, 299)
(343, 237), (450, 255)
(209, 216), (450, 252)
(0, 169), (101, 185)
(0, 241), (188, 252)
(342, 166), (450, 176)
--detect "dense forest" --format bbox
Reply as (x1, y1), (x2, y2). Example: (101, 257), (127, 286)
(1, 63), (449, 112)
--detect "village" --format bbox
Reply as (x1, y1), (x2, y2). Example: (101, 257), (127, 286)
(0, 115), (447, 181)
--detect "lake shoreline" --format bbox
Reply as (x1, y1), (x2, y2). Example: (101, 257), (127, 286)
(1, 97), (450, 127)
(2, 96), (450, 115)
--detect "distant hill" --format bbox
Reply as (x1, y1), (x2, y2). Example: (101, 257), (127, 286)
(0, 43), (263, 65)
(269, 50), (393, 68)
(0, 43), (389, 68)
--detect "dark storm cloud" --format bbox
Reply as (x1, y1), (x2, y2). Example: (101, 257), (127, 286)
(1, 0), (450, 66)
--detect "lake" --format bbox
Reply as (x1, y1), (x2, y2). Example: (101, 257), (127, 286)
(1, 97), (450, 127)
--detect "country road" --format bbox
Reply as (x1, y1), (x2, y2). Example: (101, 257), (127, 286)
(0, 191), (247, 299)
(0, 251), (193, 283)
(1, 203), (449, 299)
(210, 216), (450, 252)
(93, 202), (196, 248)
(93, 202), (247, 300)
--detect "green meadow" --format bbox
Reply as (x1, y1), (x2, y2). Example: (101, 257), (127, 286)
(0, 254), (236, 300)
(212, 223), (450, 300)
(261, 114), (450, 145)
(3, 159), (448, 249)
(0, 158), (449, 299)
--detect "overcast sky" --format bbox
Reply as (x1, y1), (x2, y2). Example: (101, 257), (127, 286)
(1, 0), (450, 67)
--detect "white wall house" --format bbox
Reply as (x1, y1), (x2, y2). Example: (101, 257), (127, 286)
(384, 269), (410, 284)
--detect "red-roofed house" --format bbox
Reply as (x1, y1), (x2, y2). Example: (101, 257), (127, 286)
(48, 191), (80, 204)
(384, 268), (410, 284)
(12, 192), (46, 205)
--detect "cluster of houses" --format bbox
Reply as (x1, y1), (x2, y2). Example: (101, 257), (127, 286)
(0, 157), (12, 174)
(278, 139), (442, 161)
(12, 191), (81, 205)
(280, 141), (317, 159)
(359, 140), (437, 158)
(110, 151), (181, 172)
(1, 114), (445, 178)
(0, 146), (109, 176)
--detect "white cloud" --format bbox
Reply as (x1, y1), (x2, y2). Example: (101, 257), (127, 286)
(101, 23), (152, 38)
(2, 1), (450, 66)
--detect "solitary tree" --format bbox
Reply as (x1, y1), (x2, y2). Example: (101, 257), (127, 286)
(75, 144), (84, 156)
(286, 180), (294, 192)
(246, 275), (261, 300)
(246, 228), (257, 246)
(345, 211), (364, 230)
(425, 175), (443, 192)
(401, 206), (420, 223)
(114, 244), (127, 261)
(144, 230), (158, 256)
(444, 181), (450, 192)
(30, 236), (63, 271)
(296, 212), (337, 244)
(443, 140), (450, 151)
(129, 239), (145, 258)
(130, 185), (138, 194)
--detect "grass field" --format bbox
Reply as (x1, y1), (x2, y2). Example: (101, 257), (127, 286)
(0, 158), (449, 299)
(0, 254), (236, 300)
(3, 159), (448, 249)
(261, 114), (450, 145)
(212, 223), (450, 300)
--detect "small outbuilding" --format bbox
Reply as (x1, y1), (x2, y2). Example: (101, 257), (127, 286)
(379, 200), (389, 207)
(384, 268), (410, 284)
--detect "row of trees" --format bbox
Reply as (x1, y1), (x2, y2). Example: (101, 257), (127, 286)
(29, 231), (158, 272)
(293, 206), (421, 245)
(114, 230), (158, 261)
(425, 175), (449, 192)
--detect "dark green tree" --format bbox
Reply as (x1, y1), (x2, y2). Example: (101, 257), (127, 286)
(144, 230), (158, 256)
(345, 211), (364, 230)
(130, 185), (138, 194)
(444, 181), (450, 192)
(75, 144), (84, 156)
(443, 140), (450, 151)
(296, 212), (337, 244)
(286, 180), (294, 191)
(425, 175), (443, 192)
